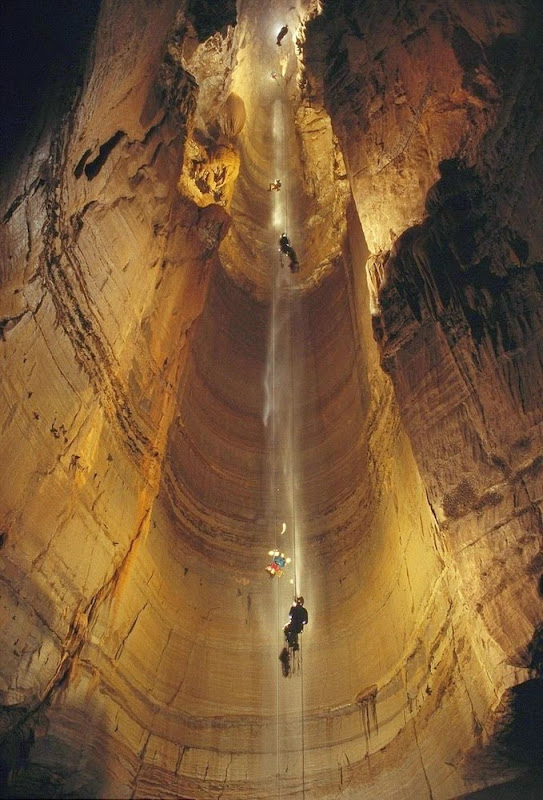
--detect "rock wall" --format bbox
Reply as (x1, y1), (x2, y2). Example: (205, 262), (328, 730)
(0, 0), (233, 794)
(304, 0), (543, 793)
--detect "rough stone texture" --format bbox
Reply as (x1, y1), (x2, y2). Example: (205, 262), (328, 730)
(0, 0), (542, 799)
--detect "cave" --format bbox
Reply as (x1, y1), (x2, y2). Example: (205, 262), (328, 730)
(1, 1), (542, 798)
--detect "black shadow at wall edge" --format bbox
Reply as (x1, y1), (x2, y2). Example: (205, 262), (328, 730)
(0, 0), (101, 170)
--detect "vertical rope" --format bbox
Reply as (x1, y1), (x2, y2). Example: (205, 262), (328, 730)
(282, 88), (288, 233)
(289, 300), (306, 799)
(274, 46), (305, 799)
(300, 637), (306, 799)
(271, 254), (282, 800)
(282, 50), (306, 800)
(289, 307), (297, 601)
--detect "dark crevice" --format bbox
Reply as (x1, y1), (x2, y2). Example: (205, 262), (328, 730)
(0, 0), (101, 169)
(494, 678), (543, 767)
(83, 131), (126, 180)
(74, 148), (93, 178)
(186, 0), (237, 42)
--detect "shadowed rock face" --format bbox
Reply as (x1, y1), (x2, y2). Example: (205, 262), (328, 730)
(0, 1), (542, 798)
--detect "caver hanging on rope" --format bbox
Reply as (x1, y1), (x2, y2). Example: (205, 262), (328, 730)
(279, 644), (291, 677)
(265, 549), (291, 578)
(284, 596), (308, 650)
(279, 642), (302, 677)
(276, 25), (288, 46)
(279, 597), (308, 677)
(279, 233), (299, 273)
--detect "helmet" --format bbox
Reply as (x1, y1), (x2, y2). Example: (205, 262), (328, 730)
(296, 596), (304, 605)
